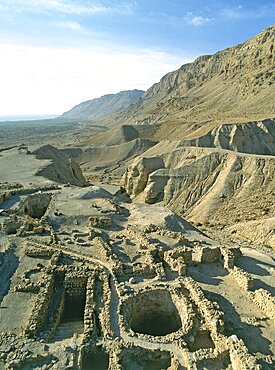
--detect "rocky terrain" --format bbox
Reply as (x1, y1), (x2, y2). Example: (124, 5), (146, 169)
(0, 26), (274, 370)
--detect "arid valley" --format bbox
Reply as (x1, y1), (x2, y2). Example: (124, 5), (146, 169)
(0, 26), (274, 370)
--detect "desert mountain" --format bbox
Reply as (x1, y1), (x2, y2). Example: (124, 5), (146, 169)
(62, 89), (144, 120)
(103, 26), (274, 139)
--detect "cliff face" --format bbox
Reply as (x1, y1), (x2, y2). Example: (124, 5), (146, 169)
(122, 118), (275, 246)
(180, 119), (275, 155)
(62, 89), (144, 120)
(107, 26), (274, 134)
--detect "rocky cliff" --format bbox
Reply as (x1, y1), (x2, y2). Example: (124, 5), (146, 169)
(180, 119), (275, 155)
(105, 26), (274, 137)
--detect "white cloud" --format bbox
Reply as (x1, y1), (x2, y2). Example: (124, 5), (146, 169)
(0, 43), (190, 115)
(0, 0), (116, 15)
(56, 21), (83, 31)
(185, 12), (212, 26)
(221, 7), (243, 19)
(220, 4), (275, 20)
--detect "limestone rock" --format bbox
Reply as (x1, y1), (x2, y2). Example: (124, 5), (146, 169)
(33, 145), (86, 186)
(122, 156), (164, 197)
(123, 124), (275, 246)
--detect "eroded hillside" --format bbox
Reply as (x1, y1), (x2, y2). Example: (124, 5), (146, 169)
(122, 119), (275, 247)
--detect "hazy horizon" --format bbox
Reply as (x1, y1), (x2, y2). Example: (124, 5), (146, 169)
(0, 115), (59, 122)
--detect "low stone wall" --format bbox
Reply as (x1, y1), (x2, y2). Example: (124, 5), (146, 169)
(24, 264), (97, 340)
(131, 260), (156, 279)
(192, 348), (216, 362)
(122, 248), (158, 280)
(65, 275), (87, 297)
(227, 335), (261, 370)
(164, 246), (193, 273)
(93, 237), (121, 269)
(49, 289), (65, 339)
(25, 244), (55, 258)
(166, 246), (193, 262)
(123, 225), (152, 248)
(154, 261), (166, 279)
(99, 271), (113, 338)
(89, 215), (113, 228)
(220, 248), (235, 269)
(220, 247), (241, 269)
(62, 269), (113, 343)
(0, 185), (58, 208)
(192, 246), (221, 264)
(24, 270), (56, 337)
(248, 289), (275, 322)
(14, 265), (46, 294)
(165, 245), (225, 271)
(182, 277), (224, 335)
(229, 267), (254, 291)
(220, 249), (274, 324)
(83, 276), (95, 340)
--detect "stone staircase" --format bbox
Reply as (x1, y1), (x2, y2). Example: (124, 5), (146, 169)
(53, 319), (84, 342)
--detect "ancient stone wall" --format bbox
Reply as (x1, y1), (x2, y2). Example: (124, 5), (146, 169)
(227, 335), (261, 370)
(192, 246), (221, 264)
(182, 277), (224, 335)
(119, 285), (194, 344)
(25, 244), (55, 258)
(24, 270), (56, 337)
(83, 276), (95, 340)
(248, 289), (275, 322)
(229, 266), (254, 291)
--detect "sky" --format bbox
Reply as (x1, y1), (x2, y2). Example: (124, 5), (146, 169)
(0, 0), (274, 115)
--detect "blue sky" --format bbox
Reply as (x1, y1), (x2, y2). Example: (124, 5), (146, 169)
(0, 0), (274, 115)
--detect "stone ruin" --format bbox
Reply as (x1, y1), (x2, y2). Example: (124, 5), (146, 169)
(1, 234), (273, 369)
(0, 185), (274, 370)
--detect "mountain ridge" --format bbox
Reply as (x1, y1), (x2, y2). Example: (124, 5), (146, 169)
(62, 89), (144, 120)
(100, 26), (274, 138)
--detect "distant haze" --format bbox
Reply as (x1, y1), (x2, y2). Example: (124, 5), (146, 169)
(0, 115), (58, 122)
